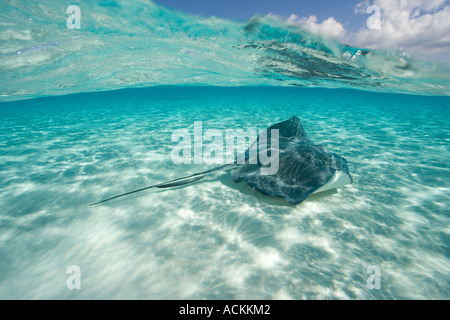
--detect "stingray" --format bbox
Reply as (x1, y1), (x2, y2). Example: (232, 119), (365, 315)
(89, 116), (352, 207)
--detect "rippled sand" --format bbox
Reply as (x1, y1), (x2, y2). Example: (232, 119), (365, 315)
(0, 87), (449, 299)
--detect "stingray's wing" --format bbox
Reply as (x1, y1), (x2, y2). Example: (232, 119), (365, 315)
(232, 142), (335, 205)
(236, 116), (311, 164)
(232, 116), (352, 205)
(267, 116), (311, 142)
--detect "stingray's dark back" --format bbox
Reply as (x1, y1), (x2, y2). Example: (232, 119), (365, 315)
(232, 116), (351, 205)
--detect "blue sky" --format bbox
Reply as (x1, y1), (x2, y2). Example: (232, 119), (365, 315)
(155, 0), (366, 33)
(154, 0), (450, 63)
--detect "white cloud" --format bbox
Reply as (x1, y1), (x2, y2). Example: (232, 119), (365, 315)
(285, 0), (450, 61)
(287, 14), (346, 39)
(352, 0), (450, 56)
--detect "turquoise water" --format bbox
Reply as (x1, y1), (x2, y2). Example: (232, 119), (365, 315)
(1, 1), (449, 299)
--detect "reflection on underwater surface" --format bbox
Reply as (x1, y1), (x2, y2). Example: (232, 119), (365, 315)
(1, 0), (450, 102)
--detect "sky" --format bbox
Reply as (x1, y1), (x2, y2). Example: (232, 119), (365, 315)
(155, 0), (365, 27)
(154, 0), (450, 63)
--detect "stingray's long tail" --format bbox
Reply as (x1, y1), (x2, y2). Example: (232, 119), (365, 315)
(89, 164), (234, 207)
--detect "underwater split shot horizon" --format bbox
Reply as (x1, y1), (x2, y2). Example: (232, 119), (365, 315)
(0, 0), (449, 300)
